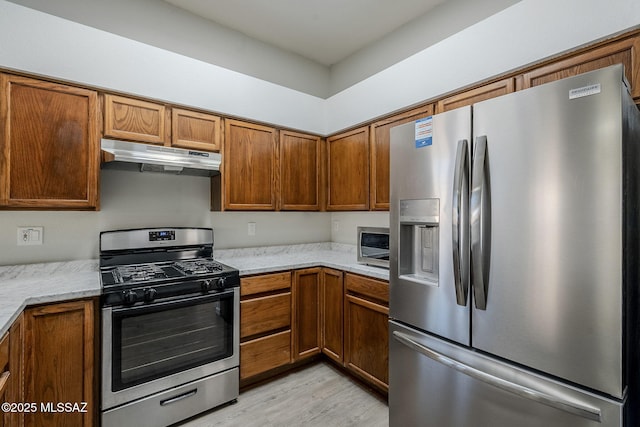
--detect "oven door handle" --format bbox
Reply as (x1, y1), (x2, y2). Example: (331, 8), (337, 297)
(111, 288), (236, 316)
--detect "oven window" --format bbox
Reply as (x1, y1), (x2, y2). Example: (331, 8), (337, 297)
(111, 292), (234, 391)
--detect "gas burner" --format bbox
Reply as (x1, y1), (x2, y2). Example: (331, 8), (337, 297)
(107, 264), (172, 285)
(173, 259), (224, 276)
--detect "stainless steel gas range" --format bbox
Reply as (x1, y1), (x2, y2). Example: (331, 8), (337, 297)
(99, 227), (240, 427)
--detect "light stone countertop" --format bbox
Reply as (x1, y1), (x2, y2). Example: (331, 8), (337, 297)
(0, 259), (101, 337)
(0, 243), (389, 337)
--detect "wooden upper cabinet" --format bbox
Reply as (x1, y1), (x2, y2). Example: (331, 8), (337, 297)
(223, 119), (278, 210)
(436, 77), (515, 113)
(279, 130), (322, 211)
(370, 105), (433, 211)
(172, 108), (221, 152)
(103, 94), (167, 144)
(0, 74), (99, 209)
(326, 126), (370, 211)
(518, 35), (640, 101)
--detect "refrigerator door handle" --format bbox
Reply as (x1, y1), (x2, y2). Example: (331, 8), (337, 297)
(392, 331), (603, 423)
(452, 139), (469, 306)
(471, 135), (489, 310)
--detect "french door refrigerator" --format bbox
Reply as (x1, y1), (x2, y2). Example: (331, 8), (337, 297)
(389, 64), (640, 427)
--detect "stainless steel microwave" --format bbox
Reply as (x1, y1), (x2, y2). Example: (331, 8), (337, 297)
(357, 226), (390, 269)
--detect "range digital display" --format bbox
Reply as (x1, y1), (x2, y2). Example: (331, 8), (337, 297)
(149, 230), (175, 242)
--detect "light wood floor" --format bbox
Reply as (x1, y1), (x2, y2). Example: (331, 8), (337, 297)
(179, 362), (389, 427)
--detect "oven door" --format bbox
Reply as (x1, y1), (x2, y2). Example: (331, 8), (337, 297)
(102, 287), (239, 410)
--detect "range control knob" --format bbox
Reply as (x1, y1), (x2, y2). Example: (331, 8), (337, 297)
(122, 290), (138, 305)
(144, 288), (157, 302)
(216, 277), (226, 289)
(201, 280), (213, 293)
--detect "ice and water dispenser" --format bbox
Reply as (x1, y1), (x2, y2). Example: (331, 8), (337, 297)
(398, 199), (440, 285)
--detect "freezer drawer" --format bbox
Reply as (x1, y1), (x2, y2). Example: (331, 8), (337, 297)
(389, 321), (624, 427)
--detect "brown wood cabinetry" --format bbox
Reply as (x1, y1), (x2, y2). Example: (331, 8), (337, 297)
(344, 273), (389, 393)
(0, 332), (8, 427)
(103, 94), (167, 145)
(517, 36), (640, 102)
(436, 77), (515, 113)
(240, 272), (292, 380)
(223, 119), (278, 210)
(370, 105), (433, 210)
(23, 299), (95, 427)
(2, 314), (24, 427)
(293, 268), (321, 360)
(279, 130), (322, 211)
(171, 108), (221, 152)
(0, 74), (99, 209)
(320, 268), (344, 364)
(326, 126), (370, 210)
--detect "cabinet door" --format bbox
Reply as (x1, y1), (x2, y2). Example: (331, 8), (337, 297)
(171, 108), (221, 152)
(0, 74), (99, 209)
(518, 35), (640, 102)
(223, 119), (278, 210)
(344, 273), (389, 392)
(320, 268), (344, 364)
(293, 268), (321, 360)
(103, 94), (167, 144)
(370, 105), (433, 211)
(24, 300), (94, 427)
(279, 130), (322, 211)
(435, 77), (515, 113)
(326, 126), (370, 210)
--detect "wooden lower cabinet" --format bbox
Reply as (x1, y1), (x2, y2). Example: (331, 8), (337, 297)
(293, 268), (321, 360)
(2, 313), (24, 427)
(239, 269), (388, 394)
(320, 268), (344, 364)
(240, 331), (292, 379)
(239, 272), (292, 381)
(23, 299), (95, 427)
(344, 273), (389, 393)
(0, 330), (9, 427)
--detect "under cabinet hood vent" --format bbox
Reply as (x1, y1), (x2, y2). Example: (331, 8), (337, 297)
(101, 139), (221, 177)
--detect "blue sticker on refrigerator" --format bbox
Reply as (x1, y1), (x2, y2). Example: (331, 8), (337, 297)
(415, 116), (433, 148)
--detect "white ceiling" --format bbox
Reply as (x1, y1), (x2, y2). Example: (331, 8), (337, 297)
(164, 0), (448, 66)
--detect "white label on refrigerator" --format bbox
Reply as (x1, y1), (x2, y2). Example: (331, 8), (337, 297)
(569, 83), (601, 100)
(415, 116), (433, 148)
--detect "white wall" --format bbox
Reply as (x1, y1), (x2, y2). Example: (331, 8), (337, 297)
(330, 212), (389, 245)
(0, 1), (326, 135)
(5, 0), (331, 98)
(326, 0), (640, 133)
(2, 0), (639, 135)
(0, 170), (331, 265)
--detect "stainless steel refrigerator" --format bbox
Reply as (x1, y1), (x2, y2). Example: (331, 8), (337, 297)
(389, 64), (640, 427)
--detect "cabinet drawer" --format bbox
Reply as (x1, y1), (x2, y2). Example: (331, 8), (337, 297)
(240, 330), (291, 379)
(241, 272), (291, 297)
(345, 273), (389, 304)
(241, 293), (291, 339)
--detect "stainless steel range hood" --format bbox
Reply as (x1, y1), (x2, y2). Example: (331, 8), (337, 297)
(101, 139), (221, 176)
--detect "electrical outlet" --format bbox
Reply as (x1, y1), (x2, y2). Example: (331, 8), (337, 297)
(247, 222), (256, 236)
(17, 226), (44, 246)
